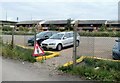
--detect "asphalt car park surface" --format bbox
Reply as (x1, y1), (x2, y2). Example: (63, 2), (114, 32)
(2, 56), (83, 81)
(2, 35), (118, 61)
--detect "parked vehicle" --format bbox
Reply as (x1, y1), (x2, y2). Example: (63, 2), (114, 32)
(41, 31), (80, 51)
(27, 31), (58, 46)
(112, 39), (120, 60)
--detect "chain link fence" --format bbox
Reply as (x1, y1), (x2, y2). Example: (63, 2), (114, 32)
(2, 29), (118, 60)
(76, 31), (117, 59)
(77, 36), (94, 57)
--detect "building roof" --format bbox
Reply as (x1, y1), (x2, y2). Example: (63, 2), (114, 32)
(15, 20), (120, 26)
(16, 20), (42, 25)
(42, 20), (73, 25)
(107, 20), (120, 24)
(78, 20), (107, 24)
(0, 20), (17, 25)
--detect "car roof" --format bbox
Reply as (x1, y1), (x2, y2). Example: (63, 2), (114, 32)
(42, 31), (58, 32)
(37, 31), (58, 34)
(57, 31), (73, 34)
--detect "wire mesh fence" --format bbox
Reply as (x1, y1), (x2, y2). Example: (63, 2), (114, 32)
(2, 34), (33, 46)
(77, 37), (94, 57)
(2, 30), (118, 60)
(76, 33), (117, 59)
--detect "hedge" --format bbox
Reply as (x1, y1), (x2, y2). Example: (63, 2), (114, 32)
(79, 31), (120, 37)
(2, 31), (120, 37)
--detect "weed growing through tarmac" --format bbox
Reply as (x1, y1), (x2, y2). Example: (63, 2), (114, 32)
(59, 58), (120, 81)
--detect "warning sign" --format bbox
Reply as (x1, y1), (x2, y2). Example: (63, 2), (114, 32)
(32, 42), (45, 57)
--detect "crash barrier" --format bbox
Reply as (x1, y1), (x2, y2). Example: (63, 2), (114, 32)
(63, 56), (120, 67)
(16, 45), (60, 61)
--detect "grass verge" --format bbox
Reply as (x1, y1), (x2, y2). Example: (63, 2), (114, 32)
(59, 58), (120, 82)
(2, 43), (36, 63)
(1, 42), (53, 63)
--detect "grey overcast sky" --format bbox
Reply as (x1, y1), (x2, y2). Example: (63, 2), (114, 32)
(0, 0), (120, 21)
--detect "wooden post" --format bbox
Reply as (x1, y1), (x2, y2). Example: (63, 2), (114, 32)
(73, 20), (79, 68)
(11, 25), (15, 48)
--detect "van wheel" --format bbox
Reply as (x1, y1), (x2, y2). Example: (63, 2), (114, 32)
(56, 44), (62, 51)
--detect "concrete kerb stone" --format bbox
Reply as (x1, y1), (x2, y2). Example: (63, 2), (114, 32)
(63, 56), (120, 67)
(36, 51), (60, 61)
(16, 45), (60, 61)
(63, 56), (85, 67)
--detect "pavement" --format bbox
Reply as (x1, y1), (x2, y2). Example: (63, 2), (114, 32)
(2, 57), (82, 81)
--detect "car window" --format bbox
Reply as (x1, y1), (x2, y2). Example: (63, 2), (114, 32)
(45, 32), (52, 37)
(64, 33), (70, 38)
(72, 33), (80, 36)
(69, 33), (73, 37)
(36, 32), (46, 38)
(52, 32), (58, 35)
(50, 33), (64, 40)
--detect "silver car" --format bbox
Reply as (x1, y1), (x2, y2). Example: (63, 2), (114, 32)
(41, 31), (80, 51)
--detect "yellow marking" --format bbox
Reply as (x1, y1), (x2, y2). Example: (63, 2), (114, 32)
(16, 44), (60, 61)
(63, 56), (120, 67)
